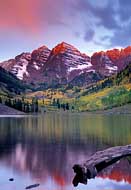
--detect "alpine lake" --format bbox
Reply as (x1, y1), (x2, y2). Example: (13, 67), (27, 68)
(0, 112), (131, 190)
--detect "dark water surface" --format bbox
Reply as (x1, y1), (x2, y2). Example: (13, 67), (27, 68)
(0, 113), (131, 190)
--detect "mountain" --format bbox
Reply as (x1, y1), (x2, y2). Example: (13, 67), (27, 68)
(91, 46), (131, 76)
(42, 42), (94, 87)
(0, 46), (51, 84)
(74, 61), (131, 111)
(0, 53), (31, 80)
(91, 51), (118, 77)
(78, 61), (131, 98)
(73, 46), (131, 86)
(1, 43), (131, 88)
(69, 71), (103, 87)
(0, 67), (29, 95)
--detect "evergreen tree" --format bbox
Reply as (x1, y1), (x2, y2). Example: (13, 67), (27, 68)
(32, 97), (39, 113)
(57, 102), (61, 109)
(31, 97), (35, 112)
(26, 102), (30, 113)
(56, 99), (60, 105)
(61, 103), (65, 111)
(52, 98), (56, 106)
(0, 97), (2, 103)
(66, 103), (69, 110)
(9, 98), (12, 107)
(71, 105), (74, 111)
(14, 99), (22, 111)
(35, 98), (39, 112)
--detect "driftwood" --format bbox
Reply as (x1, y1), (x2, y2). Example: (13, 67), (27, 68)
(73, 144), (131, 186)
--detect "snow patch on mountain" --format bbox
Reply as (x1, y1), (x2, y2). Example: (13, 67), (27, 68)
(68, 63), (92, 72)
(86, 69), (96, 73)
(33, 62), (40, 70)
(1, 42), (131, 86)
(11, 59), (29, 80)
(106, 65), (118, 73)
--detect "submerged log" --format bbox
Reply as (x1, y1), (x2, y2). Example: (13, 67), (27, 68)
(73, 144), (131, 186)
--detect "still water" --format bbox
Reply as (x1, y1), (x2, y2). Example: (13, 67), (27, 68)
(0, 112), (131, 190)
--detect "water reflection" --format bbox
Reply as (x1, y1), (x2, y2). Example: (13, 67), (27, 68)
(0, 113), (131, 189)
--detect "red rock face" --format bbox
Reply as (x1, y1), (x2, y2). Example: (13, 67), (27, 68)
(106, 47), (131, 70)
(91, 46), (131, 76)
(52, 42), (67, 55)
(0, 43), (131, 87)
(42, 42), (92, 86)
(91, 51), (118, 77)
(106, 49), (121, 61)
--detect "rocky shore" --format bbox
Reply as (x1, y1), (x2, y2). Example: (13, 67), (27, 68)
(0, 103), (25, 115)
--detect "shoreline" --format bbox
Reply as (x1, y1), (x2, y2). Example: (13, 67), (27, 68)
(1, 103), (131, 116)
(88, 104), (131, 115)
(0, 103), (25, 115)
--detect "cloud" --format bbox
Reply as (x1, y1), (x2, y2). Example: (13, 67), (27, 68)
(0, 0), (73, 34)
(110, 20), (131, 47)
(0, 0), (131, 61)
(74, 0), (131, 48)
(0, 0), (81, 35)
(108, 0), (131, 47)
(84, 28), (95, 41)
(0, 0), (41, 34)
(71, 0), (119, 46)
(90, 1), (119, 30)
(76, 0), (119, 29)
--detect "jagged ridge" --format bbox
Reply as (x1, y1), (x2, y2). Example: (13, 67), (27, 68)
(0, 42), (131, 88)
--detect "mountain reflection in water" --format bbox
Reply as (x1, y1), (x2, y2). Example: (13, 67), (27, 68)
(0, 113), (131, 190)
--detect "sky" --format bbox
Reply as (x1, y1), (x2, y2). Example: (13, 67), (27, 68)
(0, 0), (131, 61)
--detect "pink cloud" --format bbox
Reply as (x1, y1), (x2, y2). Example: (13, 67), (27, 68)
(0, 0), (42, 34)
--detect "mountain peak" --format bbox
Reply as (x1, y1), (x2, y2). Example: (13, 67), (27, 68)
(124, 46), (131, 54)
(92, 51), (105, 57)
(61, 41), (69, 46)
(15, 52), (31, 61)
(31, 45), (51, 63)
(35, 45), (50, 51)
(31, 45), (50, 55)
(1, 43), (131, 87)
(52, 42), (80, 55)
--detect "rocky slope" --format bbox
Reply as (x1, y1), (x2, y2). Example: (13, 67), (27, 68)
(0, 46), (51, 84)
(42, 42), (94, 87)
(0, 103), (25, 115)
(91, 51), (118, 77)
(0, 67), (28, 95)
(1, 43), (131, 88)
(91, 46), (131, 76)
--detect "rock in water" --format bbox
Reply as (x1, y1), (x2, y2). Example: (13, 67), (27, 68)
(9, 178), (14, 181)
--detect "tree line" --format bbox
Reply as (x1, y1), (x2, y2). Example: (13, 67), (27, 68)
(0, 96), (39, 113)
(52, 98), (74, 111)
(101, 87), (131, 109)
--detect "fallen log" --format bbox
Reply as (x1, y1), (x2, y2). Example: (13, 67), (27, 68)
(72, 144), (131, 186)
